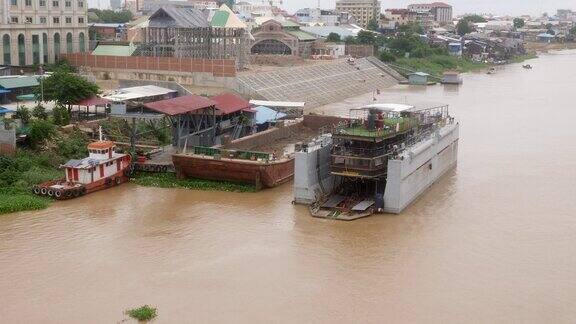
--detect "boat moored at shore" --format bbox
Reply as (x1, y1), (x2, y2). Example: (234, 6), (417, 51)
(294, 103), (459, 220)
(33, 139), (132, 200)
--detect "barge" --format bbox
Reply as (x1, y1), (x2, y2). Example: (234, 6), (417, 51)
(173, 146), (294, 189)
(294, 103), (459, 220)
(33, 139), (132, 200)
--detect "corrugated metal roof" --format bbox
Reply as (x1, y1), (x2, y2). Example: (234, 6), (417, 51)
(148, 5), (209, 28)
(301, 26), (360, 38)
(92, 44), (136, 56)
(281, 20), (301, 28)
(103, 85), (177, 101)
(0, 76), (39, 89)
(144, 95), (216, 116)
(211, 92), (251, 114)
(286, 30), (316, 41)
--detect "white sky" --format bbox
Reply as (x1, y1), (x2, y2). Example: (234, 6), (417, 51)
(283, 0), (574, 16)
(87, 0), (574, 16)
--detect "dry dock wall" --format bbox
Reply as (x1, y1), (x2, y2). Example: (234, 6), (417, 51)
(384, 123), (459, 214)
(294, 135), (333, 204)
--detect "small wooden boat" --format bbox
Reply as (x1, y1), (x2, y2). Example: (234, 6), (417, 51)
(33, 139), (132, 200)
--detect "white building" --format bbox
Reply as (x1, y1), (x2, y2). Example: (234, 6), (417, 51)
(407, 2), (453, 23)
(335, 0), (381, 29)
(0, 0), (88, 66)
(294, 8), (339, 26)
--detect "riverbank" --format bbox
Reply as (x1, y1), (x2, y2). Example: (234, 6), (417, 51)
(525, 41), (576, 53)
(0, 152), (62, 215)
(394, 55), (488, 76)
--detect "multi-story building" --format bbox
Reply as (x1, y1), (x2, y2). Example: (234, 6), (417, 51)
(295, 8), (339, 26)
(383, 9), (417, 25)
(335, 0), (381, 29)
(407, 2), (452, 23)
(0, 0), (88, 66)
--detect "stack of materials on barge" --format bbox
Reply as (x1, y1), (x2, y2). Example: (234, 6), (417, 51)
(294, 103), (459, 220)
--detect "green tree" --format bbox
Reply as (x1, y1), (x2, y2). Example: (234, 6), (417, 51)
(398, 22), (424, 35)
(87, 9), (133, 23)
(15, 106), (31, 124)
(52, 104), (71, 126)
(379, 50), (396, 62)
(456, 19), (473, 36)
(462, 14), (486, 23)
(356, 30), (377, 45)
(326, 32), (341, 43)
(513, 18), (525, 29)
(344, 36), (358, 44)
(570, 26), (576, 35)
(44, 59), (74, 73)
(32, 104), (49, 120)
(36, 71), (99, 113)
(28, 119), (55, 148)
(367, 18), (379, 31)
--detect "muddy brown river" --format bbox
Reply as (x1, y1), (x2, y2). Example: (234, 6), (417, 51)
(1, 51), (576, 323)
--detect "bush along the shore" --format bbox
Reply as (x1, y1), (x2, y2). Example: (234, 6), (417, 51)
(0, 152), (63, 215)
(132, 172), (256, 193)
(126, 305), (157, 322)
(368, 22), (489, 75)
(0, 122), (91, 215)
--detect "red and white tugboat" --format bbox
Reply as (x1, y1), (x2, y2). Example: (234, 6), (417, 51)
(33, 130), (132, 200)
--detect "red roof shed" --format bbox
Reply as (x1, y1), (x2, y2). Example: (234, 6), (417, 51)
(211, 93), (251, 115)
(144, 95), (217, 116)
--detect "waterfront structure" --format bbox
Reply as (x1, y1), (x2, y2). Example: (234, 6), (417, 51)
(144, 92), (254, 148)
(407, 2), (452, 23)
(335, 0), (381, 29)
(0, 0), (88, 66)
(236, 57), (403, 109)
(294, 103), (459, 219)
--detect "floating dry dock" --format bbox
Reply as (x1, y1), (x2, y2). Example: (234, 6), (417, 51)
(294, 103), (459, 220)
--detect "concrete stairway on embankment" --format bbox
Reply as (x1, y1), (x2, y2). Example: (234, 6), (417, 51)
(236, 57), (405, 110)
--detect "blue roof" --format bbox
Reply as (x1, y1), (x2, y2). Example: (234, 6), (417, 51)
(0, 107), (13, 114)
(254, 106), (286, 124)
(0, 89), (10, 94)
(537, 33), (555, 38)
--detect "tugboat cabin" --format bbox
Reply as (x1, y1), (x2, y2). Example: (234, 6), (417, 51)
(63, 141), (129, 184)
